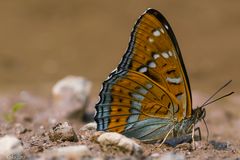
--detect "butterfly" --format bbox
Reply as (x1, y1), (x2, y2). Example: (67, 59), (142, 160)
(94, 8), (207, 144)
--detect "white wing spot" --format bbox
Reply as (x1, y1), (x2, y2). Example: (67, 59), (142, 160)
(132, 93), (144, 101)
(148, 37), (154, 43)
(131, 101), (142, 110)
(138, 87), (148, 95)
(145, 83), (153, 89)
(153, 53), (160, 59)
(138, 66), (148, 73)
(165, 25), (169, 30)
(168, 51), (173, 56)
(152, 29), (161, 37)
(166, 77), (182, 84)
(176, 94), (182, 100)
(160, 28), (165, 33)
(148, 61), (157, 68)
(161, 52), (169, 59)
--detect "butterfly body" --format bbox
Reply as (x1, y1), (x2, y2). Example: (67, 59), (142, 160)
(95, 9), (205, 143)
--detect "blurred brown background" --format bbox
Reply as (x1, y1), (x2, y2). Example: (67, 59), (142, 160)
(0, 0), (239, 96)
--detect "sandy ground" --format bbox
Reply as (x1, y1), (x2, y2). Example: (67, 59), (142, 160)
(0, 1), (239, 159)
(0, 91), (239, 159)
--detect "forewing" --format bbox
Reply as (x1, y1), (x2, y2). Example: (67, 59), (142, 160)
(118, 9), (192, 118)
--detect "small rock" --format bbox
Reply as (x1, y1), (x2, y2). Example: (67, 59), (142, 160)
(48, 117), (57, 125)
(194, 141), (209, 150)
(97, 132), (142, 156)
(48, 145), (91, 159)
(49, 122), (78, 142)
(175, 143), (192, 151)
(30, 145), (44, 153)
(52, 76), (92, 119)
(160, 152), (185, 160)
(15, 123), (27, 134)
(39, 125), (47, 136)
(80, 122), (97, 131)
(209, 140), (229, 150)
(0, 135), (24, 160)
(149, 153), (161, 160)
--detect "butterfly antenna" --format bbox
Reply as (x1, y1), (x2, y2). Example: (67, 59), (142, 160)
(200, 80), (233, 108)
(202, 118), (209, 141)
(201, 91), (234, 107)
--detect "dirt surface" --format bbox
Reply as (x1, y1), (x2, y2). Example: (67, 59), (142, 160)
(0, 1), (240, 159)
(0, 91), (239, 159)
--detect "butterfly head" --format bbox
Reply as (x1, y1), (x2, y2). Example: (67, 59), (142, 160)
(193, 107), (206, 124)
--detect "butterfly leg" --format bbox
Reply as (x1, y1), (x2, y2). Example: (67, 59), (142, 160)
(157, 126), (175, 148)
(191, 124), (197, 150)
(194, 127), (201, 141)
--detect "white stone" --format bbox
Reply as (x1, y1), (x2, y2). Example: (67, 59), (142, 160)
(52, 76), (92, 118)
(97, 132), (142, 156)
(160, 152), (185, 160)
(0, 135), (24, 159)
(80, 122), (97, 131)
(49, 145), (91, 158)
(52, 76), (92, 107)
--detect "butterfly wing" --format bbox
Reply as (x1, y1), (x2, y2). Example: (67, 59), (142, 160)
(95, 9), (192, 142)
(119, 9), (192, 119)
(95, 69), (179, 141)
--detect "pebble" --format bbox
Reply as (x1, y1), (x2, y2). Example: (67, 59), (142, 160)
(175, 143), (192, 151)
(149, 153), (161, 160)
(194, 141), (209, 150)
(159, 152), (185, 160)
(80, 122), (97, 131)
(0, 135), (25, 160)
(52, 76), (92, 119)
(209, 140), (229, 150)
(15, 123), (27, 134)
(48, 122), (78, 142)
(47, 145), (91, 159)
(97, 132), (142, 156)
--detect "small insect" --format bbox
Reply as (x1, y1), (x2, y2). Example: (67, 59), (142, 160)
(94, 8), (233, 146)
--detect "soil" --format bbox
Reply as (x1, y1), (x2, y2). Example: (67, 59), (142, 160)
(0, 91), (239, 159)
(0, 1), (240, 159)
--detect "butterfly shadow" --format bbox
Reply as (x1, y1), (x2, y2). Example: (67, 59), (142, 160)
(164, 134), (201, 147)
